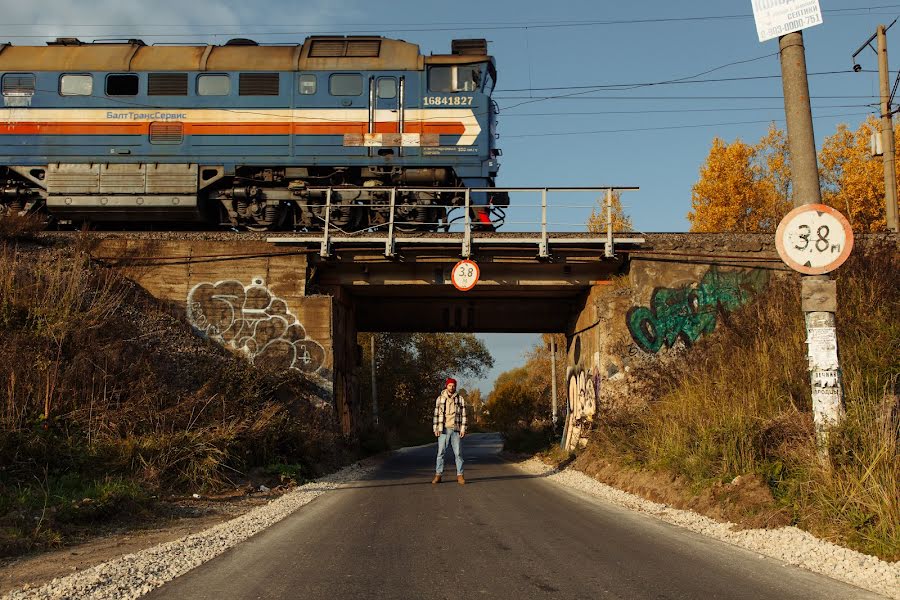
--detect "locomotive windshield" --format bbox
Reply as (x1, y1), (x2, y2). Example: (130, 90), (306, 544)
(428, 65), (482, 92)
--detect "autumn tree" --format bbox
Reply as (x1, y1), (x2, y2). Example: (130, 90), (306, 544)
(819, 115), (898, 232)
(587, 191), (634, 232)
(464, 388), (484, 426)
(692, 119), (897, 232)
(358, 333), (493, 443)
(689, 124), (792, 232)
(485, 334), (565, 432)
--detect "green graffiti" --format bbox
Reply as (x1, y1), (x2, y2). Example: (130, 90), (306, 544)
(626, 267), (769, 353)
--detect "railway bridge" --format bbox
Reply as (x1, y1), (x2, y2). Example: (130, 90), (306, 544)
(91, 228), (780, 443)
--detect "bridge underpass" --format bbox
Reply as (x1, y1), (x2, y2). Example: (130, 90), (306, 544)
(91, 230), (780, 440)
(291, 234), (635, 333)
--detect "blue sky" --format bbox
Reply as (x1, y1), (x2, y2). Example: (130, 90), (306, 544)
(2, 0), (896, 392)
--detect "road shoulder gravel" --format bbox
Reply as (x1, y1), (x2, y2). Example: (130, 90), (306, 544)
(0, 461), (380, 600)
(511, 456), (899, 600)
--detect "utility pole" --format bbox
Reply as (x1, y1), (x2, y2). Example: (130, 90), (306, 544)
(370, 335), (378, 425)
(779, 31), (845, 457)
(550, 337), (557, 428)
(878, 25), (900, 232)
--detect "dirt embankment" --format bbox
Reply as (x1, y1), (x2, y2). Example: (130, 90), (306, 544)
(0, 232), (354, 567)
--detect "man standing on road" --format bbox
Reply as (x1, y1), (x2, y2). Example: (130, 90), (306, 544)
(432, 378), (466, 485)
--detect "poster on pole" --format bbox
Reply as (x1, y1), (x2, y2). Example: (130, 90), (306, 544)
(751, 0), (823, 42)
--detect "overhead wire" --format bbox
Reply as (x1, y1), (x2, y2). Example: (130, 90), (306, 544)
(502, 111), (873, 138)
(1, 4), (898, 36)
(3, 31), (883, 133)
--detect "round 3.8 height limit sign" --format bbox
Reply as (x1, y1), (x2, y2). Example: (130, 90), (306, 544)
(775, 204), (854, 275)
(451, 259), (480, 291)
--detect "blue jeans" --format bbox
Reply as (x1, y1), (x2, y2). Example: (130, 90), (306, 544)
(436, 427), (463, 475)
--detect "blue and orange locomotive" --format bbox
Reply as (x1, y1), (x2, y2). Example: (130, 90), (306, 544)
(0, 36), (506, 230)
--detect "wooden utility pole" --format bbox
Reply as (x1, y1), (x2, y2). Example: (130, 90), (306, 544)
(779, 31), (845, 457)
(550, 337), (557, 427)
(370, 335), (379, 425)
(878, 25), (900, 232)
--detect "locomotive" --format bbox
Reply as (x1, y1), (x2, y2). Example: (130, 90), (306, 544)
(0, 36), (506, 230)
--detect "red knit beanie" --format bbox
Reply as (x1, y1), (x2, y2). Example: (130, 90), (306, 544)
(445, 378), (457, 387)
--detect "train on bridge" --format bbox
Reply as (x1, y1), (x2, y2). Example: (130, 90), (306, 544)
(0, 35), (507, 231)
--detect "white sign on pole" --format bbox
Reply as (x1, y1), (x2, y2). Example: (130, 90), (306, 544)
(751, 0), (823, 42)
(775, 204), (854, 275)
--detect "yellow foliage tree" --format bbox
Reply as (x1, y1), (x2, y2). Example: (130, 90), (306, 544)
(689, 124), (792, 232)
(587, 191), (634, 232)
(692, 119), (897, 232)
(819, 115), (898, 232)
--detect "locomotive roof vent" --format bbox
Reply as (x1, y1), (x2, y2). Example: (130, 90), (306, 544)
(89, 38), (146, 46)
(225, 38), (259, 46)
(451, 38), (488, 56)
(47, 37), (85, 46)
(308, 37), (381, 58)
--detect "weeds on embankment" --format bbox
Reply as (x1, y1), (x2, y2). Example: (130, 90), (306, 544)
(0, 240), (345, 556)
(586, 240), (898, 560)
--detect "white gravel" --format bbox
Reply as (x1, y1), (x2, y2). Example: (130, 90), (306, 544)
(514, 457), (900, 599)
(1, 461), (378, 600)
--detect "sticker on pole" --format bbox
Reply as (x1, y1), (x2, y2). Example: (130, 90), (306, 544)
(776, 204), (853, 275)
(451, 259), (480, 291)
(751, 0), (823, 42)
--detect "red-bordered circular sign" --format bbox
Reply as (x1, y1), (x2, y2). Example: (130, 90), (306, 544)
(775, 204), (854, 275)
(451, 259), (480, 291)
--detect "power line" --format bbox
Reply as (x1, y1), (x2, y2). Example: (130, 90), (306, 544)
(495, 94), (877, 101)
(497, 70), (876, 93)
(501, 104), (874, 117)
(502, 111), (871, 138)
(1, 4), (897, 36)
(3, 5), (898, 29)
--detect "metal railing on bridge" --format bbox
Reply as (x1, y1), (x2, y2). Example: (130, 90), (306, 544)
(267, 186), (643, 259)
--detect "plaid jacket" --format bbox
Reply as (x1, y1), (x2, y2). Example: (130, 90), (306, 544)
(433, 390), (467, 434)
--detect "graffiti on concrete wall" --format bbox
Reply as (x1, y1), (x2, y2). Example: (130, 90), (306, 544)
(626, 267), (769, 354)
(567, 366), (600, 420)
(186, 278), (326, 374)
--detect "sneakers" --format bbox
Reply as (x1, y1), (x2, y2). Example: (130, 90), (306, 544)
(431, 474), (441, 484)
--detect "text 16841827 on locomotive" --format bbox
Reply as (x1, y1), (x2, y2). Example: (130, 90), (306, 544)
(0, 36), (507, 231)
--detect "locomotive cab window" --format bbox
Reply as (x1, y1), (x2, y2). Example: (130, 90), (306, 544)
(2, 73), (35, 96)
(60, 74), (93, 96)
(428, 65), (481, 93)
(377, 78), (396, 99)
(329, 73), (362, 96)
(298, 74), (316, 95)
(198, 74), (230, 96)
(106, 74), (139, 96)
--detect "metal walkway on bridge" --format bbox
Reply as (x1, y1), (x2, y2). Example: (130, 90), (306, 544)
(268, 186), (643, 258)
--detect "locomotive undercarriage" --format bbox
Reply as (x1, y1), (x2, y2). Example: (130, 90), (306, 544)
(0, 164), (497, 232)
(207, 165), (468, 232)
(0, 167), (45, 219)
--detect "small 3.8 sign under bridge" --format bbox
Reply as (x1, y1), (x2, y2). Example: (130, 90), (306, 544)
(776, 204), (854, 275)
(451, 259), (480, 291)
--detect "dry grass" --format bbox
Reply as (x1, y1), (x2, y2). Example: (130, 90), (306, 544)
(0, 214), (45, 242)
(588, 241), (899, 559)
(0, 238), (347, 556)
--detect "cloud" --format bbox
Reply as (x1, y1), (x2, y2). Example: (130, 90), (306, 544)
(1, 0), (363, 45)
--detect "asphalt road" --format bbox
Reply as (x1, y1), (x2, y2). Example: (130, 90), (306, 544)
(147, 433), (883, 600)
